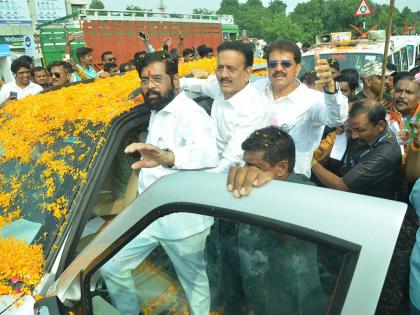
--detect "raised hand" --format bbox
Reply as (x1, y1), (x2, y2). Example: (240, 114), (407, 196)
(314, 51), (336, 93)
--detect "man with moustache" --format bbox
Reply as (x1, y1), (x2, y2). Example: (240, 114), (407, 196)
(48, 61), (73, 87)
(180, 41), (268, 312)
(180, 40), (268, 172)
(252, 39), (348, 178)
(100, 51), (218, 315)
(388, 75), (420, 154)
(31, 66), (50, 89)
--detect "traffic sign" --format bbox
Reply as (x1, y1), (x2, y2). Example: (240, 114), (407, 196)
(354, 0), (373, 17)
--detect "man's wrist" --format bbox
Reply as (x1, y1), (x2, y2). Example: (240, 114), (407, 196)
(162, 148), (175, 168)
(324, 81), (338, 94)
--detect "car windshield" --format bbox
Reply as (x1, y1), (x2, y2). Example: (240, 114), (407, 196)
(0, 72), (140, 291)
(0, 121), (104, 257)
(301, 53), (383, 74)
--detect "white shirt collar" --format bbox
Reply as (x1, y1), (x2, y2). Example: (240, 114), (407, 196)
(264, 78), (304, 102)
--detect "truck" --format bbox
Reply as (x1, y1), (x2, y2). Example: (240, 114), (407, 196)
(39, 9), (240, 67)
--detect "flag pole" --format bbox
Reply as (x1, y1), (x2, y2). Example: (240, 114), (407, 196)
(379, 0), (395, 101)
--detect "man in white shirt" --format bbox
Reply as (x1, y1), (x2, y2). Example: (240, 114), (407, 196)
(180, 40), (268, 172)
(0, 59), (43, 107)
(101, 51), (218, 315)
(253, 39), (348, 177)
(180, 41), (268, 313)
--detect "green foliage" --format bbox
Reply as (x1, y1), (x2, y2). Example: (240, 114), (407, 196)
(216, 0), (420, 44)
(268, 0), (287, 14)
(193, 8), (216, 15)
(89, 0), (104, 9)
(126, 5), (149, 11)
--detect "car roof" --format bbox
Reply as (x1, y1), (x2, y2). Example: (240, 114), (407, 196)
(51, 171), (406, 314)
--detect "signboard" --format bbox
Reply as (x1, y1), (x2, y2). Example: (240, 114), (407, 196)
(0, 0), (32, 24)
(23, 35), (35, 57)
(354, 0), (373, 17)
(34, 0), (67, 22)
(0, 35), (24, 47)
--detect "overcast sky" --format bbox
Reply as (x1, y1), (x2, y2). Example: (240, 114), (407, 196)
(100, 0), (420, 13)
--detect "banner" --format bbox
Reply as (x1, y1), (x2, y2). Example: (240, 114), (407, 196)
(0, 35), (24, 47)
(35, 0), (67, 22)
(0, 0), (32, 24)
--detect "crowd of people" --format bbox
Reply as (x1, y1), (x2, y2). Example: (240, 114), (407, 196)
(1, 31), (420, 315)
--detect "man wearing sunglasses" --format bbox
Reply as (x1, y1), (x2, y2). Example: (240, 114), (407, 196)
(48, 61), (73, 87)
(253, 39), (348, 178)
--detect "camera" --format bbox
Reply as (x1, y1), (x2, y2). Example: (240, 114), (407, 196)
(9, 91), (17, 100)
(138, 32), (149, 41)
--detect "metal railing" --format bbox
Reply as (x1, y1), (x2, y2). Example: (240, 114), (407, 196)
(78, 9), (235, 24)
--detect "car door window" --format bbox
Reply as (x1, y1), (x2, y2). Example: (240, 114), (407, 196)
(407, 45), (414, 66)
(73, 124), (147, 256)
(84, 210), (359, 315)
(401, 47), (409, 71)
(393, 51), (401, 72)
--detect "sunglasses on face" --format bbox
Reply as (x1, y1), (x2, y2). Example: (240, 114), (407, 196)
(52, 72), (61, 78)
(267, 60), (294, 69)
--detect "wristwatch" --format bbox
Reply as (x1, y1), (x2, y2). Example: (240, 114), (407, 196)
(324, 81), (339, 95)
(162, 148), (175, 168)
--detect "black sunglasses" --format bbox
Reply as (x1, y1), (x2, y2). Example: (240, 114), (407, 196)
(52, 72), (61, 78)
(267, 60), (294, 69)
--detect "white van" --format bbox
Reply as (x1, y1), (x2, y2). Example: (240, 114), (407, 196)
(301, 32), (420, 74)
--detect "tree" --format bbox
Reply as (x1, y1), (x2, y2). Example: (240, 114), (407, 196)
(268, 0), (287, 14)
(126, 5), (148, 11)
(89, 0), (104, 9)
(212, 0), (420, 44)
(193, 8), (216, 15)
(217, 0), (240, 15)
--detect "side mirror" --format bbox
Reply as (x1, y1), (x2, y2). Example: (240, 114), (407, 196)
(33, 296), (69, 315)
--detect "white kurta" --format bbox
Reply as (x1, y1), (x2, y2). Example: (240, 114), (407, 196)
(139, 91), (219, 239)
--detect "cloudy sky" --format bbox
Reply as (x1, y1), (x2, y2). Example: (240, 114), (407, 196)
(100, 0), (420, 13)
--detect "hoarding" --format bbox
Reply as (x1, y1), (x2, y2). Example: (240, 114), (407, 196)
(0, 0), (32, 24)
(35, 0), (67, 22)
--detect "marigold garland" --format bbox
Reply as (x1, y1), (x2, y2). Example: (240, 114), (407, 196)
(0, 57), (267, 298)
(0, 237), (44, 295)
